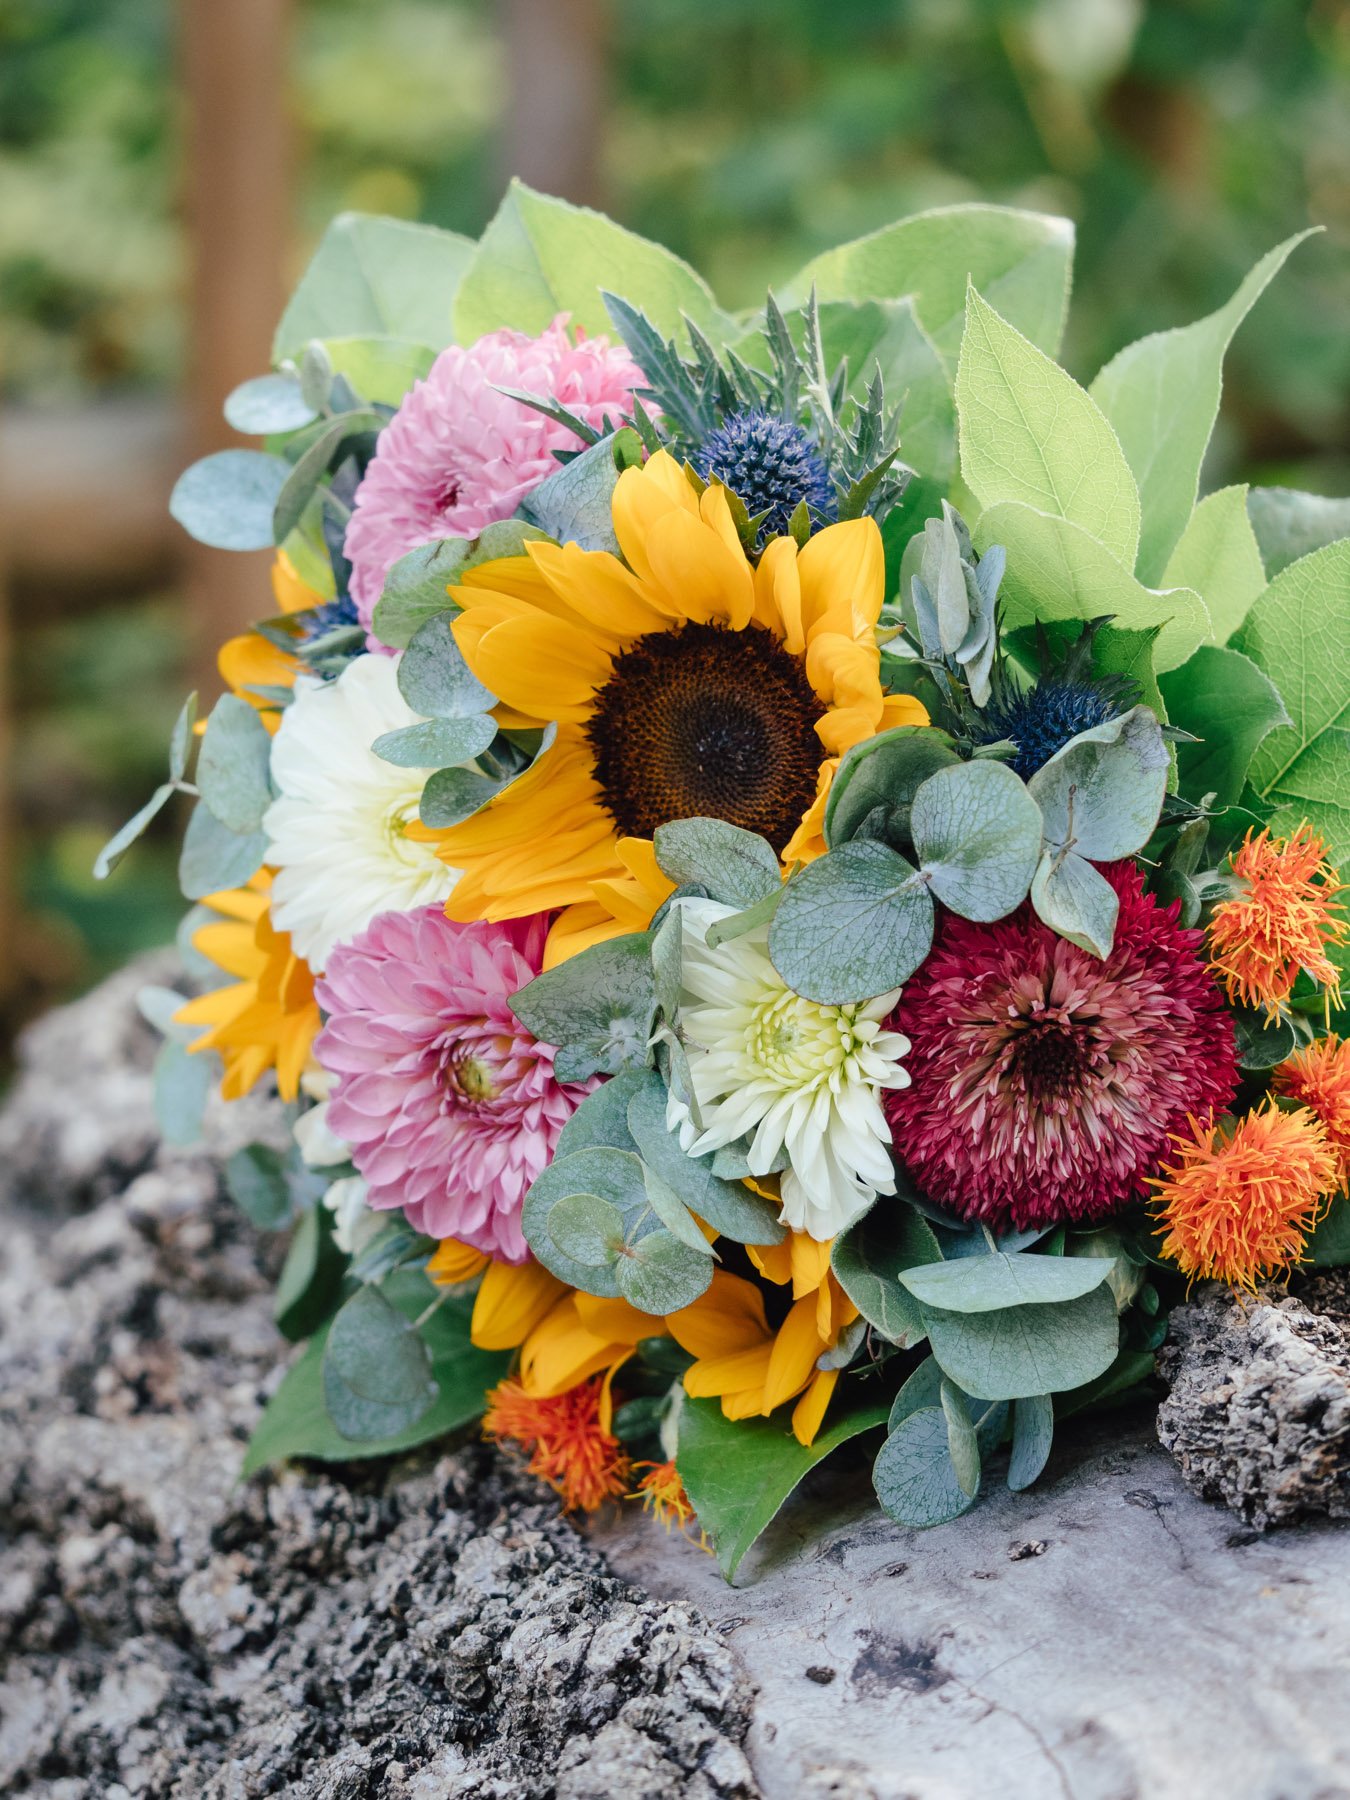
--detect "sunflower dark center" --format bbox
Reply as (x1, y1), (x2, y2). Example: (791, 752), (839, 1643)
(585, 621), (826, 848)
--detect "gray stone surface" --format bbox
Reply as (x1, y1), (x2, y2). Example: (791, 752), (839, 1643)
(4, 960), (1350, 1800)
(1158, 1274), (1350, 1529)
(594, 1416), (1350, 1800)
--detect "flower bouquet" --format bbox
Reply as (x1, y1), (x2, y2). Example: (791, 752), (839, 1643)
(101, 185), (1350, 1577)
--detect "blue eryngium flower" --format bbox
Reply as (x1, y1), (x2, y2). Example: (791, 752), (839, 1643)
(692, 410), (836, 541)
(295, 592), (360, 646)
(978, 680), (1126, 780)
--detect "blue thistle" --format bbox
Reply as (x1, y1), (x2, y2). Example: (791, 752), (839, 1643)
(979, 680), (1131, 780)
(692, 410), (836, 542)
(294, 592), (360, 646)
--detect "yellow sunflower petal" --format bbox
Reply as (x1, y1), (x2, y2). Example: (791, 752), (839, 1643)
(792, 1370), (839, 1446)
(683, 1344), (775, 1399)
(470, 1257), (567, 1348)
(471, 614), (612, 723)
(762, 1293), (826, 1412)
(668, 1270), (771, 1359)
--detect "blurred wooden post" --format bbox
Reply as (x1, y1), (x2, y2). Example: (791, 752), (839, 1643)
(0, 454), (13, 1016)
(498, 0), (609, 207)
(180, 0), (294, 692)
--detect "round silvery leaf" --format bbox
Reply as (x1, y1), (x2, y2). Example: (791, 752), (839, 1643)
(1030, 848), (1120, 959)
(769, 840), (934, 1004)
(547, 1192), (625, 1268)
(1027, 705), (1168, 861)
(224, 373), (318, 435)
(170, 450), (291, 551)
(824, 726), (960, 850)
(522, 1147), (652, 1296)
(614, 1228), (713, 1315)
(911, 759), (1042, 921)
(873, 1405), (979, 1528)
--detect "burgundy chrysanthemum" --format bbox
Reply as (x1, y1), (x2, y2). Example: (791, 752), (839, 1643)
(884, 863), (1238, 1231)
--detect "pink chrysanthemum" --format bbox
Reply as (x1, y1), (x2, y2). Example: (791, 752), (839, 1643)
(344, 316), (646, 640)
(884, 864), (1239, 1232)
(314, 906), (593, 1261)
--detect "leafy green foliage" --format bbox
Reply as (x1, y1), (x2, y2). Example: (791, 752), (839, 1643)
(372, 523), (550, 649)
(676, 1395), (889, 1580)
(273, 213), (474, 360)
(958, 286), (1140, 568)
(830, 1203), (941, 1346)
(652, 818), (780, 908)
(1090, 233), (1315, 584)
(1233, 539), (1350, 863)
(1246, 488), (1350, 580)
(224, 1143), (295, 1232)
(921, 1282), (1120, 1401)
(454, 180), (728, 347)
(1160, 486), (1267, 646)
(1158, 646), (1290, 808)
(274, 1204), (348, 1343)
(510, 932), (658, 1078)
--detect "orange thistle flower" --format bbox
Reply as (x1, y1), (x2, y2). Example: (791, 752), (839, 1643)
(483, 1375), (630, 1512)
(1273, 1035), (1350, 1194)
(1207, 823), (1346, 1020)
(1152, 1102), (1338, 1291)
(631, 1461), (708, 1549)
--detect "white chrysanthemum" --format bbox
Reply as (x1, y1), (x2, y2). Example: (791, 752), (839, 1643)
(263, 654), (458, 970)
(665, 898), (911, 1241)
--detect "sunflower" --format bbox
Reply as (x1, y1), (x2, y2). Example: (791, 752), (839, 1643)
(419, 451), (927, 952)
(175, 872), (320, 1101)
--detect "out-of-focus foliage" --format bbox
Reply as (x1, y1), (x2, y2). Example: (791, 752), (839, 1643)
(2, 0), (1348, 1040)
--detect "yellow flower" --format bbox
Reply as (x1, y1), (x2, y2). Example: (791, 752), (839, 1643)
(175, 872), (320, 1101)
(667, 1236), (859, 1447)
(417, 451), (927, 958)
(216, 552), (321, 731)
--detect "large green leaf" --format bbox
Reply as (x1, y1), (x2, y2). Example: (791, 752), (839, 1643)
(957, 288), (1140, 569)
(243, 1276), (510, 1476)
(1090, 232), (1315, 584)
(273, 213), (473, 360)
(1232, 539), (1350, 863)
(873, 1405), (978, 1528)
(783, 203), (1075, 369)
(454, 179), (728, 347)
(768, 839), (934, 1003)
(899, 1250), (1114, 1313)
(1161, 485), (1268, 645)
(1158, 645), (1290, 808)
(676, 1395), (889, 1581)
(322, 1285), (438, 1442)
(972, 501), (1211, 674)
(1247, 487), (1350, 579)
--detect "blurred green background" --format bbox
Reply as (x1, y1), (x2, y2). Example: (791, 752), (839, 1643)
(2, 0), (1348, 1056)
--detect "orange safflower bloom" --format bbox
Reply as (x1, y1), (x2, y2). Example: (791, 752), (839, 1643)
(1273, 1035), (1350, 1194)
(1152, 1103), (1338, 1291)
(631, 1460), (707, 1548)
(175, 873), (320, 1100)
(483, 1375), (630, 1512)
(1207, 823), (1346, 1020)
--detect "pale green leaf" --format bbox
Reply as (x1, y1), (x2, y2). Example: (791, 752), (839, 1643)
(1090, 232), (1316, 583)
(922, 1283), (1120, 1401)
(1247, 487), (1350, 579)
(1161, 485), (1268, 644)
(972, 501), (1212, 673)
(1158, 645), (1290, 808)
(783, 203), (1076, 368)
(873, 1405), (978, 1527)
(1007, 1393), (1055, 1491)
(1233, 539), (1350, 864)
(957, 287), (1140, 568)
(830, 1204), (942, 1347)
(454, 179), (728, 347)
(898, 1250), (1114, 1312)
(274, 213), (473, 360)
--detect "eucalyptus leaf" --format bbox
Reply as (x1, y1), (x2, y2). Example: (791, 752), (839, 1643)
(641, 1166), (718, 1257)
(831, 1204), (942, 1346)
(1307, 1195), (1350, 1268)
(94, 783), (176, 880)
(653, 818), (780, 908)
(518, 432), (631, 553)
(372, 715), (497, 768)
(321, 1285), (437, 1442)
(398, 611), (496, 719)
(614, 1228), (714, 1314)
(921, 1282), (1120, 1401)
(225, 1143), (293, 1231)
(548, 1192), (625, 1268)
(419, 766), (509, 828)
(911, 758), (1042, 921)
(824, 726), (960, 851)
(522, 1146), (654, 1295)
(898, 1250), (1113, 1312)
(178, 802), (266, 901)
(1030, 848), (1120, 959)
(1027, 705), (1169, 862)
(554, 1067), (651, 1158)
(510, 932), (657, 1077)
(626, 1078), (784, 1245)
(170, 450), (291, 552)
(371, 521), (550, 649)
(1006, 1393), (1055, 1491)
(1230, 1005), (1297, 1070)
(168, 692), (199, 783)
(152, 1040), (215, 1147)
(768, 839), (933, 1004)
(873, 1405), (978, 1527)
(196, 694), (274, 833)
(224, 372), (317, 435)
(274, 1205), (347, 1342)
(940, 1378), (982, 1497)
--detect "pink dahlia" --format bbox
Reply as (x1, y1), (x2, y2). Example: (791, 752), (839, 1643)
(884, 863), (1238, 1232)
(314, 906), (593, 1261)
(344, 316), (646, 640)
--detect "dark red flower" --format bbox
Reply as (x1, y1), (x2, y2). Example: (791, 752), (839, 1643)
(884, 863), (1238, 1231)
